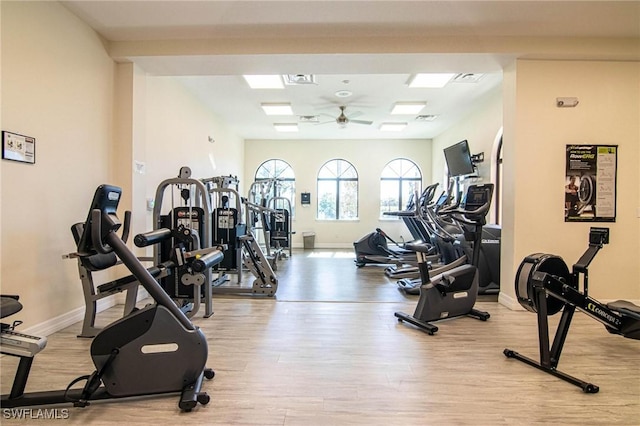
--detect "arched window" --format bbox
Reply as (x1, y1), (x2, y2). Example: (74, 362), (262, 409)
(254, 159), (295, 215)
(380, 158), (422, 217)
(317, 159), (358, 220)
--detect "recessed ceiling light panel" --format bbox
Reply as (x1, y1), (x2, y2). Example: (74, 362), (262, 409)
(261, 103), (294, 115)
(380, 122), (408, 132)
(408, 73), (456, 88)
(391, 102), (426, 115)
(274, 123), (299, 132)
(243, 75), (284, 89)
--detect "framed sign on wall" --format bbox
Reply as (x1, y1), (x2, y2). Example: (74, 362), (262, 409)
(2, 131), (36, 164)
(564, 144), (617, 222)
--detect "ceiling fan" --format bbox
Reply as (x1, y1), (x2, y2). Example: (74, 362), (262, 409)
(318, 106), (373, 128)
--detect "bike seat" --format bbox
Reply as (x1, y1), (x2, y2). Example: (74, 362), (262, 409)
(0, 296), (23, 319)
(607, 300), (640, 321)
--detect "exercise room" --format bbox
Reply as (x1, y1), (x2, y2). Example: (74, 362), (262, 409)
(1, 1), (639, 424)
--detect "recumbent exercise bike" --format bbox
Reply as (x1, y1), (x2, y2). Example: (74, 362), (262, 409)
(504, 227), (640, 393)
(1, 184), (223, 410)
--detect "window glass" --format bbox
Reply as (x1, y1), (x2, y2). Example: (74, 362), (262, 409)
(317, 159), (358, 220)
(380, 158), (422, 217)
(254, 159), (296, 215)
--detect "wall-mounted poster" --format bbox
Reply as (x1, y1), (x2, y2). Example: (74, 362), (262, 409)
(2, 131), (36, 164)
(565, 145), (617, 222)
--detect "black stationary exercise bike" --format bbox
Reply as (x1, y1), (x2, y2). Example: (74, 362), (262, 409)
(1, 184), (223, 410)
(394, 184), (494, 335)
(504, 227), (640, 393)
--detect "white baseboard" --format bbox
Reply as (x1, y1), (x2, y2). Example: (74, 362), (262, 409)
(294, 243), (354, 249)
(498, 292), (525, 311)
(137, 288), (150, 303)
(23, 306), (82, 337)
(22, 289), (152, 337)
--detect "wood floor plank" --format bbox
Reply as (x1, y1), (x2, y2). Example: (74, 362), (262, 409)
(2, 249), (639, 424)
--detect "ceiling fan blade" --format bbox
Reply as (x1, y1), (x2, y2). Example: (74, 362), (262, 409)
(350, 119), (373, 125)
(315, 120), (335, 125)
(347, 111), (363, 119)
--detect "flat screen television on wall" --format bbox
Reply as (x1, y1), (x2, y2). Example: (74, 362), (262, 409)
(444, 139), (475, 177)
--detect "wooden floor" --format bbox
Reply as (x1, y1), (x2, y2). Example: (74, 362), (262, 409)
(2, 249), (639, 425)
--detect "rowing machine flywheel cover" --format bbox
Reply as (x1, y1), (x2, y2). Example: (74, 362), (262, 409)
(515, 253), (572, 315)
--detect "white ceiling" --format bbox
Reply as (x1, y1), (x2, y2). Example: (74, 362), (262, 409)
(62, 1), (640, 140)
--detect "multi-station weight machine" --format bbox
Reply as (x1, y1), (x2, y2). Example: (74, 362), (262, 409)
(202, 175), (246, 287)
(150, 166), (217, 317)
(67, 167), (281, 328)
(247, 178), (294, 265)
(203, 174), (277, 296)
(148, 167), (278, 305)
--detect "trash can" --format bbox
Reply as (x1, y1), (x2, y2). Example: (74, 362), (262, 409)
(302, 232), (316, 250)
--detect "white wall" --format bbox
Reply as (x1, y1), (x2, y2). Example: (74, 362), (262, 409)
(244, 138), (432, 247)
(1, 1), (115, 328)
(0, 4), (245, 331)
(432, 86), (503, 220)
(144, 76), (245, 229)
(0, 2), (3, 293)
(501, 59), (640, 305)
(112, 63), (146, 241)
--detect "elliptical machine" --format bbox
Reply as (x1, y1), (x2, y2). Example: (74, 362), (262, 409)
(394, 184), (494, 335)
(1, 184), (221, 411)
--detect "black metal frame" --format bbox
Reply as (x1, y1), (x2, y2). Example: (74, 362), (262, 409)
(2, 185), (217, 411)
(394, 184), (494, 334)
(504, 227), (637, 393)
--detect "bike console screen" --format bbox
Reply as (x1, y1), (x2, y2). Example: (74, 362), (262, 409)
(463, 184), (493, 212)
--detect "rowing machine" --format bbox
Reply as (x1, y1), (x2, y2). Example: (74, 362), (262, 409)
(504, 227), (640, 392)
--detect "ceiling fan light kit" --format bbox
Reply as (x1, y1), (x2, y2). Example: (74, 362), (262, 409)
(315, 105), (374, 128)
(255, 73), (479, 134)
